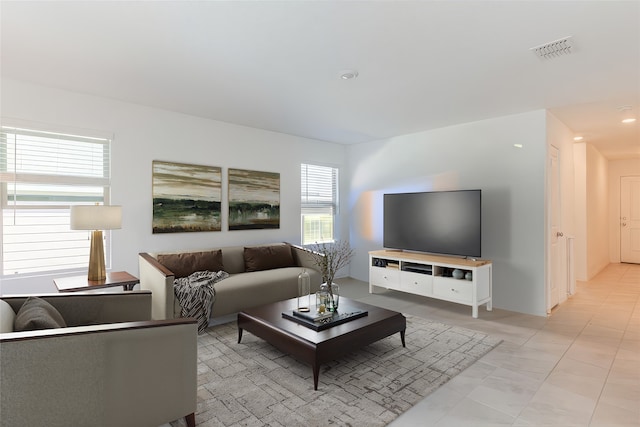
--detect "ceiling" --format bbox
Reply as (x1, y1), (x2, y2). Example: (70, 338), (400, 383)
(1, 1), (639, 159)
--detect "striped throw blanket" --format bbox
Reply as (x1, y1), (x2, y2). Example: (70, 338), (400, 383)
(173, 270), (229, 333)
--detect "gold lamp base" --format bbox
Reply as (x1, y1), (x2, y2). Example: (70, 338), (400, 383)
(88, 230), (106, 281)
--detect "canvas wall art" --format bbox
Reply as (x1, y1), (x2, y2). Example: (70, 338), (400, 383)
(152, 160), (222, 233)
(228, 168), (280, 230)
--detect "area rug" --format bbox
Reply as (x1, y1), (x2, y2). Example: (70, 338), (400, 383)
(174, 315), (501, 427)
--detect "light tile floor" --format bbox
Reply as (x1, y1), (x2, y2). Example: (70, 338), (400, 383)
(337, 262), (639, 427)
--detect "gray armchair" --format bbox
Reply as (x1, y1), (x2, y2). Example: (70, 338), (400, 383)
(0, 291), (197, 427)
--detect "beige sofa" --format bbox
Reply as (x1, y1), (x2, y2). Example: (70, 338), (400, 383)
(139, 242), (323, 320)
(0, 291), (197, 427)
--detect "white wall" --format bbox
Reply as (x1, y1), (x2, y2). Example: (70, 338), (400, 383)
(586, 145), (610, 278)
(573, 143), (588, 281)
(346, 110), (548, 316)
(573, 142), (610, 280)
(0, 79), (346, 293)
(608, 158), (640, 262)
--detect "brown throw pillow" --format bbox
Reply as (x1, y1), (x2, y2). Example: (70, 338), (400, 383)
(14, 297), (67, 332)
(158, 250), (224, 278)
(244, 245), (295, 272)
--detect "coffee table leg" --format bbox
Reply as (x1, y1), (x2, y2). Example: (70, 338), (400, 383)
(238, 328), (243, 343)
(400, 329), (406, 347)
(313, 364), (320, 390)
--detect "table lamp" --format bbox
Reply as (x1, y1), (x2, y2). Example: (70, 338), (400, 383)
(70, 204), (122, 281)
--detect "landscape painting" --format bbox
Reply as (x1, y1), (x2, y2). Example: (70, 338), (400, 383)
(228, 168), (280, 230)
(152, 161), (222, 233)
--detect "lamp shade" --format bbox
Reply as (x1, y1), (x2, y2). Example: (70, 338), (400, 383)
(70, 205), (122, 230)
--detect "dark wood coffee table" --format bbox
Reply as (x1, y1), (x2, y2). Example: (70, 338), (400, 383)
(237, 296), (406, 390)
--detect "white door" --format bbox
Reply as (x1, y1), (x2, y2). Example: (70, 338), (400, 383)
(621, 176), (640, 264)
(547, 146), (562, 311)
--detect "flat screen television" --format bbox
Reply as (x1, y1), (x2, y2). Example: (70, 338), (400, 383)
(383, 189), (481, 258)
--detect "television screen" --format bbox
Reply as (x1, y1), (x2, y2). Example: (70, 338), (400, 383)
(383, 190), (481, 258)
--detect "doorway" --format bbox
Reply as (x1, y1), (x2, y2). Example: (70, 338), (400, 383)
(620, 176), (640, 264)
(547, 145), (564, 312)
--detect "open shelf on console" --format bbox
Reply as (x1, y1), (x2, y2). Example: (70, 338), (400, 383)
(401, 262), (432, 275)
(434, 266), (472, 280)
(371, 257), (399, 269)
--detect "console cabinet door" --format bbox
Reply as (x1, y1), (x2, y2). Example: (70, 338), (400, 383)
(400, 271), (433, 296)
(370, 267), (400, 290)
(433, 277), (473, 303)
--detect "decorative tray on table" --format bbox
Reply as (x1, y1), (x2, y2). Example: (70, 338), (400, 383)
(282, 309), (368, 331)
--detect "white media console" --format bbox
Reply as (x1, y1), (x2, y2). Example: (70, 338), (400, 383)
(369, 250), (492, 318)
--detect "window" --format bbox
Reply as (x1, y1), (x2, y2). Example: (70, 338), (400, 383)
(301, 163), (338, 245)
(0, 126), (112, 277)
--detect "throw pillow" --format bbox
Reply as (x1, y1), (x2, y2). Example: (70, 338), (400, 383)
(14, 297), (67, 332)
(244, 244), (295, 272)
(0, 300), (16, 333)
(158, 250), (224, 278)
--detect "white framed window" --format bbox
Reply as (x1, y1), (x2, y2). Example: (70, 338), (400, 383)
(301, 163), (338, 245)
(0, 126), (112, 277)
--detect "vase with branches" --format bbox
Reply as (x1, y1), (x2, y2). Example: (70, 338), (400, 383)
(311, 240), (354, 311)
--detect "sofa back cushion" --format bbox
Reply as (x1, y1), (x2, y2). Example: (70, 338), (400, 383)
(13, 297), (67, 332)
(0, 300), (16, 333)
(220, 246), (246, 274)
(244, 244), (295, 272)
(157, 250), (224, 278)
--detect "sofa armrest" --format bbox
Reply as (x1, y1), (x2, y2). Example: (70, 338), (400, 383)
(139, 252), (176, 320)
(2, 291), (152, 326)
(0, 317), (193, 342)
(0, 317), (197, 427)
(289, 243), (322, 272)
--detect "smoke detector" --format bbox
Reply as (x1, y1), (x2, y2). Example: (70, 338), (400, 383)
(530, 36), (573, 59)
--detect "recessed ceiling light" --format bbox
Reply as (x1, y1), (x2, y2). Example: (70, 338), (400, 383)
(573, 136), (584, 141)
(622, 118), (636, 124)
(340, 70), (359, 80)
(513, 143), (524, 148)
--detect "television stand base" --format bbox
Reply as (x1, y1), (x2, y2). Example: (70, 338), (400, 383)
(369, 250), (492, 318)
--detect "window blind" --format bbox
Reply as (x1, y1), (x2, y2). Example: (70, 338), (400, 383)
(301, 164), (337, 213)
(301, 163), (338, 244)
(1, 126), (112, 276)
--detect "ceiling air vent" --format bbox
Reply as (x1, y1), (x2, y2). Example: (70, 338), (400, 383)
(530, 36), (573, 59)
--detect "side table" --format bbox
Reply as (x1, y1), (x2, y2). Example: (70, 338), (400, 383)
(54, 271), (139, 292)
